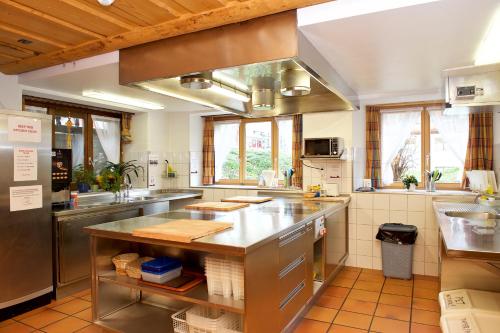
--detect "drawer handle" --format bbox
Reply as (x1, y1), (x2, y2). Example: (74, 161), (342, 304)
(279, 230), (306, 247)
(279, 225), (306, 242)
(279, 255), (305, 279)
(280, 280), (305, 310)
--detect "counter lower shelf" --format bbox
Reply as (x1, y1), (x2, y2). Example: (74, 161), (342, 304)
(98, 271), (244, 314)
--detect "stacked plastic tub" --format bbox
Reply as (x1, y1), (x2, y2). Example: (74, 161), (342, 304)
(140, 257), (182, 284)
(205, 256), (244, 300)
(171, 306), (242, 333)
(439, 289), (500, 333)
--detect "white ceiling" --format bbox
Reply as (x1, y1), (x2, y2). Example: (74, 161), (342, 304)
(18, 55), (209, 113)
(299, 0), (500, 100)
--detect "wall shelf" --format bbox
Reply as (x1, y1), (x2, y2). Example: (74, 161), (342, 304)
(98, 271), (244, 314)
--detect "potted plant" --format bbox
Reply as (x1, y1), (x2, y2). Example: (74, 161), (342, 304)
(73, 164), (95, 193)
(99, 160), (144, 196)
(401, 174), (418, 191)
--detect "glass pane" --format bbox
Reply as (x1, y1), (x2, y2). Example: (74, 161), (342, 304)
(245, 121), (272, 180)
(92, 115), (121, 174)
(278, 119), (293, 179)
(429, 110), (469, 183)
(54, 116), (84, 168)
(381, 111), (422, 185)
(214, 121), (240, 181)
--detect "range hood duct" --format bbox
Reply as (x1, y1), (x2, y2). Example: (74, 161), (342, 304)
(444, 62), (500, 114)
(119, 10), (359, 117)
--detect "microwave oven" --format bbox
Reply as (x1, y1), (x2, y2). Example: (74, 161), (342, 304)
(303, 137), (344, 158)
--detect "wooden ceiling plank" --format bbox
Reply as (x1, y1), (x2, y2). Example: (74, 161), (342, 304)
(145, 0), (184, 17)
(0, 51), (20, 60)
(0, 40), (36, 56)
(60, 0), (138, 30)
(0, 0), (330, 74)
(0, 22), (69, 48)
(0, 0), (105, 39)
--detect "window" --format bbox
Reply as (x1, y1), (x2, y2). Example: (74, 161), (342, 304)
(380, 103), (468, 188)
(23, 96), (123, 172)
(214, 117), (293, 184)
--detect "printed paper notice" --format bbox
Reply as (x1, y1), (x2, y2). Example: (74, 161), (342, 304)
(10, 185), (43, 212)
(14, 147), (37, 181)
(8, 117), (42, 143)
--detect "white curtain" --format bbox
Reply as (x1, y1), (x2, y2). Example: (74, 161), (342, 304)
(428, 109), (469, 170)
(92, 115), (120, 164)
(72, 132), (84, 166)
(381, 109), (421, 185)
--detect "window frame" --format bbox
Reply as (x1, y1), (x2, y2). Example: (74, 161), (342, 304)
(23, 96), (124, 170)
(379, 101), (464, 190)
(213, 115), (292, 185)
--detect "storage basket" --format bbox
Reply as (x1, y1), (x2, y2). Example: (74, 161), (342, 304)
(172, 307), (190, 333)
(126, 256), (154, 279)
(172, 306), (242, 333)
(205, 257), (232, 297)
(231, 261), (244, 300)
(112, 253), (139, 276)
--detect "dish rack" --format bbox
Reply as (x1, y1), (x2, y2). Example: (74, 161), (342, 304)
(205, 256), (244, 300)
(172, 306), (243, 333)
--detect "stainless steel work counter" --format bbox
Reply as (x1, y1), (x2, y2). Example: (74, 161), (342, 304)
(53, 190), (203, 217)
(433, 202), (500, 260)
(85, 197), (350, 255)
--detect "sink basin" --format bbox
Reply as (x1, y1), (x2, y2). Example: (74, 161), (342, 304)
(444, 211), (499, 220)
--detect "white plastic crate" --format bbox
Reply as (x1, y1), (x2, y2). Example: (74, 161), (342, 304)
(231, 261), (244, 300)
(205, 256), (243, 299)
(441, 310), (500, 333)
(439, 289), (500, 314)
(172, 307), (190, 333)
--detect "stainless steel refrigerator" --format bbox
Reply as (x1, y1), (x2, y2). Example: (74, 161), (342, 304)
(0, 109), (52, 319)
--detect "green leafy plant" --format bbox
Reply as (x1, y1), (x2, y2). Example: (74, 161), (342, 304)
(401, 174), (418, 190)
(98, 160), (144, 193)
(72, 164), (95, 186)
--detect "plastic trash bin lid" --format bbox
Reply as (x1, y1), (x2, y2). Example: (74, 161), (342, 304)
(376, 223), (418, 244)
(141, 256), (182, 274)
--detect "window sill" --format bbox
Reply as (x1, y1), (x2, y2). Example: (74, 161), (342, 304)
(191, 184), (303, 192)
(356, 188), (474, 196)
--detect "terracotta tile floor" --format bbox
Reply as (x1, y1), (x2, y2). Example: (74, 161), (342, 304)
(0, 290), (113, 333)
(294, 267), (442, 333)
(1, 267), (442, 333)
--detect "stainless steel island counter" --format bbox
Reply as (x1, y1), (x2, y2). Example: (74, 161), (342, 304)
(84, 195), (350, 333)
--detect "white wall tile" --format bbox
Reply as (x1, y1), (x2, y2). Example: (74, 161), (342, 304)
(373, 241), (382, 258)
(341, 178), (353, 193)
(390, 210), (407, 224)
(425, 230), (439, 246)
(356, 193), (373, 209)
(425, 262), (439, 276)
(348, 223), (356, 240)
(224, 189), (239, 198)
(348, 209), (357, 224)
(413, 261), (425, 275)
(346, 255), (356, 266)
(373, 210), (390, 226)
(350, 193), (357, 209)
(213, 189), (225, 201)
(408, 211), (425, 229)
(202, 189), (214, 201)
(425, 212), (438, 230)
(356, 209), (373, 225)
(356, 224), (373, 241)
(349, 239), (356, 254)
(390, 194), (408, 211)
(424, 245), (439, 263)
(357, 240), (373, 256)
(342, 160), (353, 178)
(373, 257), (382, 270)
(413, 245), (425, 262)
(416, 229), (425, 246)
(408, 195), (426, 212)
(373, 194), (390, 210)
(357, 255), (373, 269)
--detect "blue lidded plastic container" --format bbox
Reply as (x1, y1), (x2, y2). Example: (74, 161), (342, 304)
(141, 257), (182, 275)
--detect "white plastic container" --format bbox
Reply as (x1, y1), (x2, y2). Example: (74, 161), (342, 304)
(171, 306), (242, 333)
(441, 311), (500, 333)
(141, 266), (182, 284)
(231, 261), (244, 300)
(439, 289), (500, 314)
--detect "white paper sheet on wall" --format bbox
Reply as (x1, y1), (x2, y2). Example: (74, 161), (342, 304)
(8, 117), (42, 143)
(14, 147), (37, 181)
(10, 185), (43, 211)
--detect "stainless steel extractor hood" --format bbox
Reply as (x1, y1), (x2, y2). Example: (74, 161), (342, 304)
(444, 62), (500, 114)
(119, 10), (359, 117)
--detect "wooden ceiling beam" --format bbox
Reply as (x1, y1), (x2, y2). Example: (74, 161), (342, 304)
(0, 51), (20, 60)
(59, 0), (138, 31)
(0, 0), (105, 39)
(0, 0), (330, 74)
(0, 22), (69, 48)
(0, 40), (37, 56)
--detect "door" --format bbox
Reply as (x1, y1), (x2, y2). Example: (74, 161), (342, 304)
(324, 208), (348, 280)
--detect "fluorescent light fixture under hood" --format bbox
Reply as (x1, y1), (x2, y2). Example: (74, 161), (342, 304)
(209, 83), (250, 102)
(82, 90), (164, 110)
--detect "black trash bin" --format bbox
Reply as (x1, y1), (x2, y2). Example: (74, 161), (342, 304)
(376, 223), (418, 279)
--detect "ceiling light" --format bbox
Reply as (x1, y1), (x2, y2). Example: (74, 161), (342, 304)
(280, 69), (311, 96)
(209, 83), (250, 102)
(475, 8), (500, 65)
(252, 77), (275, 111)
(82, 90), (164, 110)
(212, 72), (249, 92)
(180, 72), (213, 89)
(97, 0), (115, 6)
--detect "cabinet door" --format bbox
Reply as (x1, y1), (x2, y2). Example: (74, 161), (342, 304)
(58, 208), (141, 284)
(324, 208), (348, 280)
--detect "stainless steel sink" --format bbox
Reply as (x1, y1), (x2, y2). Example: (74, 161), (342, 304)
(444, 211), (500, 220)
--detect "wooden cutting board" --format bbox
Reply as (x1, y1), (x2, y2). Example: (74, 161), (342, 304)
(304, 196), (348, 203)
(221, 196), (273, 204)
(184, 201), (249, 211)
(132, 219), (233, 243)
